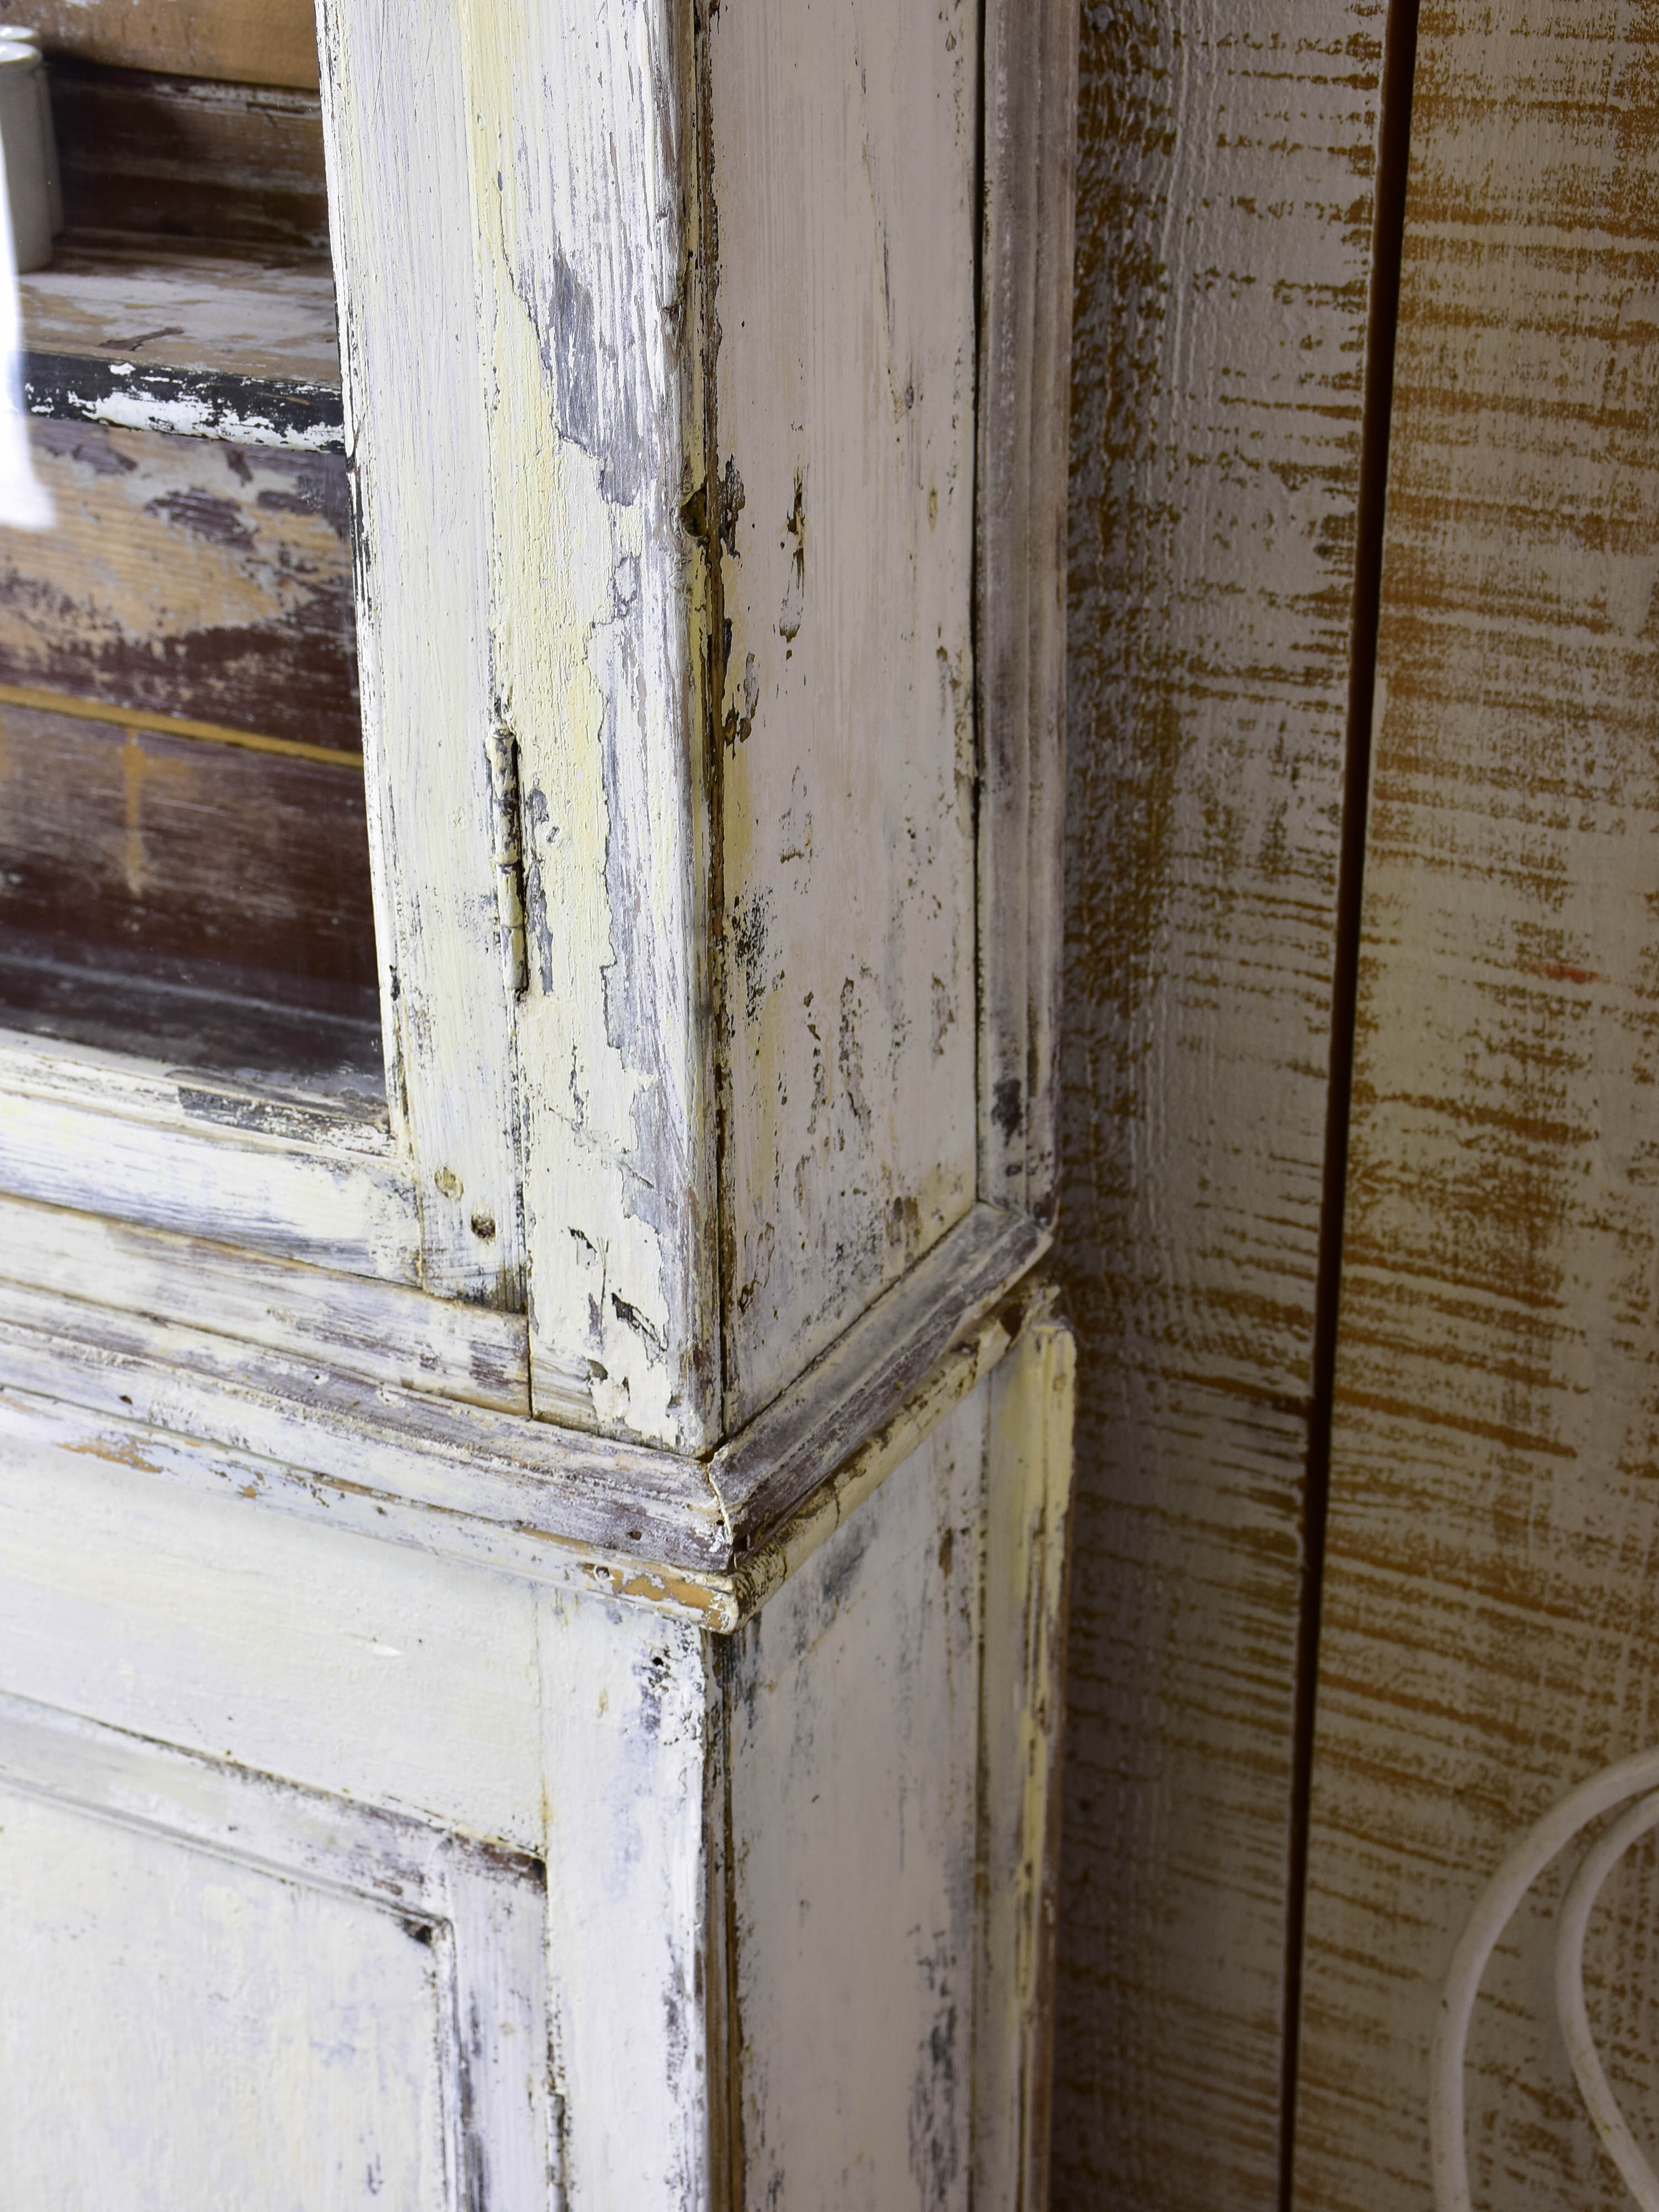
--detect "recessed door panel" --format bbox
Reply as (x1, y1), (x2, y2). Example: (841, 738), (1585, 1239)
(0, 1694), (551, 2212)
(0, 1784), (450, 2211)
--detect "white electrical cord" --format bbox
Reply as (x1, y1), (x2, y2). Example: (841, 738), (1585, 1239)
(1430, 1747), (1659, 2212)
(1553, 1791), (1659, 2212)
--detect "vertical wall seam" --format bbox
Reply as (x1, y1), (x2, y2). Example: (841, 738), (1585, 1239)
(1278, 0), (1422, 2201)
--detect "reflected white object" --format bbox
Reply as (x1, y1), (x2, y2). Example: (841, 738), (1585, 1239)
(1431, 1746), (1659, 2212)
(0, 30), (55, 270)
(0, 23), (53, 529)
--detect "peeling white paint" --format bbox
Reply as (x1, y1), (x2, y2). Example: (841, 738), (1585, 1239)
(453, 0), (717, 1448)
(54, 388), (340, 447)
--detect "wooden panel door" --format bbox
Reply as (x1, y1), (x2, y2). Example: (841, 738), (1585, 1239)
(0, 1696), (546, 2211)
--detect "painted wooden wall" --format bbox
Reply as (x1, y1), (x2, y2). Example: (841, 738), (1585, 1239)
(1296, 7), (1659, 2207)
(1052, 4), (1387, 2204)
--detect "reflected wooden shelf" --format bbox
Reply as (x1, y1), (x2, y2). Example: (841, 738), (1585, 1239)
(0, 228), (367, 1088)
(20, 231), (342, 449)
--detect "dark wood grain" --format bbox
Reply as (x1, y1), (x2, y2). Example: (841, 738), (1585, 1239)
(0, 700), (371, 979)
(0, 419), (358, 750)
(1053, 6), (1386, 2205)
(0, 696), (377, 1074)
(50, 65), (328, 249)
(0, 419), (369, 1076)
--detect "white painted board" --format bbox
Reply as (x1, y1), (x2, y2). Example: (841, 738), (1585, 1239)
(726, 1380), (988, 2209)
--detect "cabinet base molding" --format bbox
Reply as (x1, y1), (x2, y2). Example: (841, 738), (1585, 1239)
(0, 1198), (1048, 1629)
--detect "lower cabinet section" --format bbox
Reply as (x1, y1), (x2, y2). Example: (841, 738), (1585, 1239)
(0, 1318), (1073, 2210)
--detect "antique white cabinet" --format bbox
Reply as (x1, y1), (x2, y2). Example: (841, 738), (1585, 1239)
(0, 0), (1077, 2203)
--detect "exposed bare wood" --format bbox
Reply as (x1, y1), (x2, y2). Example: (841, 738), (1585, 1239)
(1054, 5), (1387, 2203)
(1296, 9), (1659, 2208)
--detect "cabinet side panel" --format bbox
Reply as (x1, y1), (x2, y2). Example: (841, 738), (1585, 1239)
(1055, 4), (1385, 2204)
(1297, 12), (1659, 2210)
(977, 0), (1079, 1219)
(975, 1317), (1076, 2212)
(726, 1383), (987, 2211)
(537, 1594), (717, 2212)
(711, 0), (980, 1425)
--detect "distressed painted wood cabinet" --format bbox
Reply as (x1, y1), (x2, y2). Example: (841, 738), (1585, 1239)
(0, 1), (1077, 2204)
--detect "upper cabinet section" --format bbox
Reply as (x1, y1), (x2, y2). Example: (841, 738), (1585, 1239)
(316, 0), (1071, 1452)
(0, 0), (1072, 1453)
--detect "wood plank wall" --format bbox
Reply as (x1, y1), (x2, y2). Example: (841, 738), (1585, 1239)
(1052, 6), (1387, 2203)
(1296, 8), (1659, 2208)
